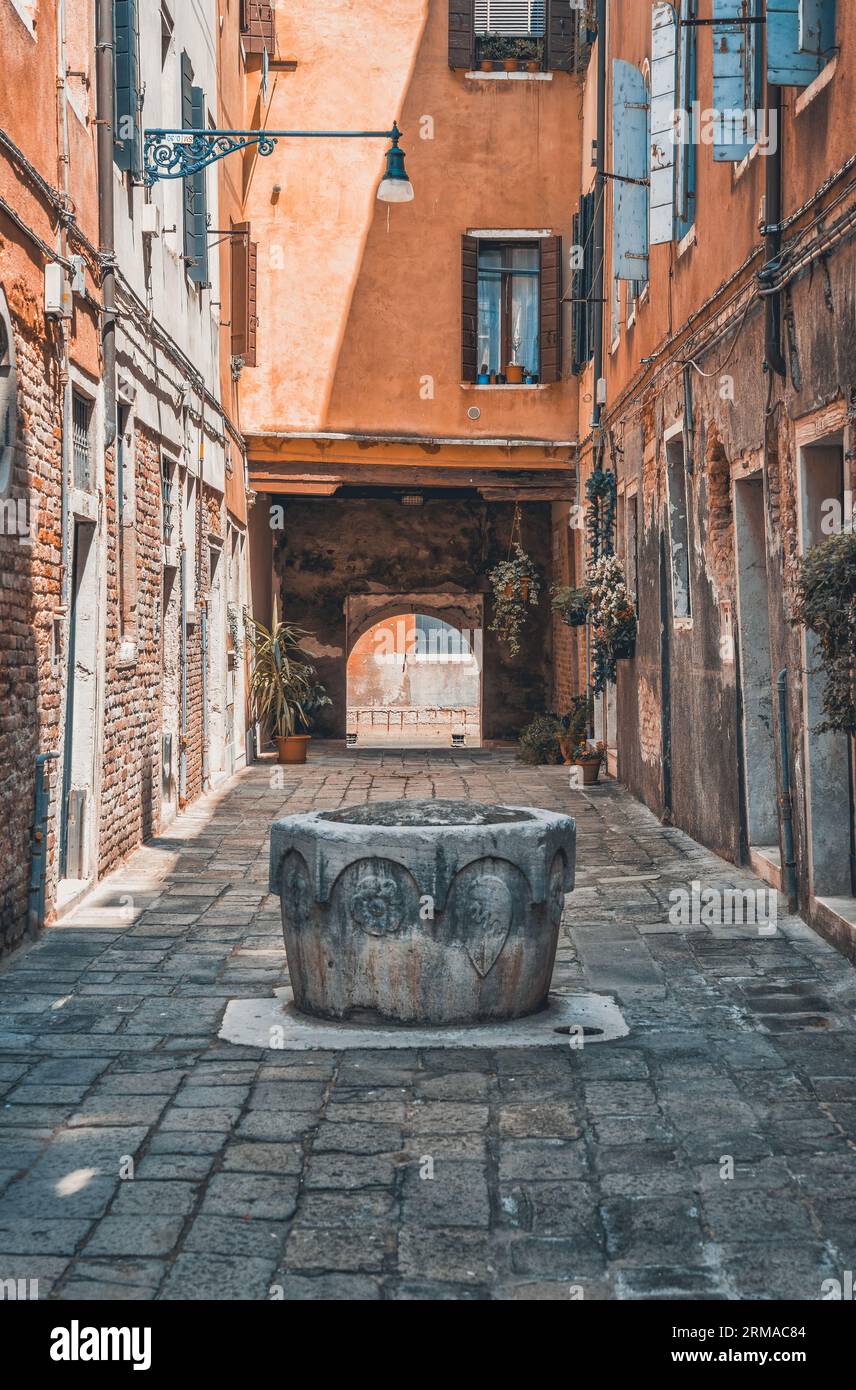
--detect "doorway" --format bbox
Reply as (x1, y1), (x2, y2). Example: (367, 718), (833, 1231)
(734, 473), (778, 856)
(347, 611), (482, 748)
(797, 432), (853, 899)
(59, 520), (99, 887)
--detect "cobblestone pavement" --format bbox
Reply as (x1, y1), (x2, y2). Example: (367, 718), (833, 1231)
(1, 748), (855, 1301)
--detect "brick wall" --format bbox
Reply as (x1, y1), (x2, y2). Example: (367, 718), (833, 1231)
(98, 423), (164, 875)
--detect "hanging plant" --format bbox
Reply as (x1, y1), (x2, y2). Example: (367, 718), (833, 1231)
(586, 467), (617, 563)
(551, 582), (591, 628)
(792, 532), (856, 735)
(588, 554), (638, 693)
(488, 506), (541, 656)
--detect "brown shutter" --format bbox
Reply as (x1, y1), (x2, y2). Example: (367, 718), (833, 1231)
(449, 0), (474, 70)
(539, 235), (562, 383)
(546, 0), (576, 73)
(246, 237), (258, 367)
(231, 222), (258, 367)
(461, 234), (479, 383)
(241, 1), (275, 55)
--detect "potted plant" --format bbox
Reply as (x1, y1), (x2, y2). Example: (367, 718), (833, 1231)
(574, 739), (605, 785)
(488, 542), (541, 655)
(551, 582), (590, 628)
(518, 713), (562, 765)
(588, 553), (638, 689)
(556, 693), (591, 763)
(792, 532), (856, 735)
(246, 617), (330, 764)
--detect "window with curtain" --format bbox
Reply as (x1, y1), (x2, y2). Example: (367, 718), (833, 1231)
(477, 243), (540, 377)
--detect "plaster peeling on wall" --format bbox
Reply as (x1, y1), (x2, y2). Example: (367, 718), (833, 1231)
(300, 637), (343, 660)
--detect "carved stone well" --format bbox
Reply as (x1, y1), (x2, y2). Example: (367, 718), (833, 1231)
(268, 799), (576, 1025)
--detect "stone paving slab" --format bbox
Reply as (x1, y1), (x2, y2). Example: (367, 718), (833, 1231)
(0, 746), (854, 1301)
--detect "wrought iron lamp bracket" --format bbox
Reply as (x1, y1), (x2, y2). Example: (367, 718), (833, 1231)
(143, 126), (400, 185)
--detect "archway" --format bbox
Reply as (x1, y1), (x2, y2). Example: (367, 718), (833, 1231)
(347, 612), (482, 747)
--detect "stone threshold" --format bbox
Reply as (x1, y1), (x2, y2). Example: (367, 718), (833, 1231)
(219, 987), (629, 1050)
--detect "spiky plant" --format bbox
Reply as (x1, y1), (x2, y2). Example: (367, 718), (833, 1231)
(246, 618), (324, 739)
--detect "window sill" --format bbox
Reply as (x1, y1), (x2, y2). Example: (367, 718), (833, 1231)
(795, 55), (837, 115)
(677, 224), (697, 260)
(609, 334), (620, 357)
(465, 71), (554, 82)
(733, 142), (761, 183)
(461, 383), (549, 390)
(673, 615), (693, 631)
(626, 308), (636, 331)
(70, 488), (97, 523)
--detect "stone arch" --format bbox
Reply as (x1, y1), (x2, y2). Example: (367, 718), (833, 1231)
(346, 603), (482, 748)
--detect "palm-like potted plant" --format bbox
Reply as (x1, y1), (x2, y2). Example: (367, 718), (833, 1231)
(488, 542), (541, 656)
(246, 618), (331, 764)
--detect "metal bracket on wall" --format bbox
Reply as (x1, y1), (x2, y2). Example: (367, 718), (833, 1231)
(143, 125), (400, 184)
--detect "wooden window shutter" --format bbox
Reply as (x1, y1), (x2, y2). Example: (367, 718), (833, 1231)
(183, 83), (208, 284)
(231, 224), (258, 367)
(546, 0), (575, 73)
(114, 0), (141, 175)
(768, 1), (836, 87)
(181, 52), (196, 271)
(539, 235), (562, 383)
(241, 1), (275, 55)
(711, 0), (758, 161)
(461, 234), (479, 383)
(449, 0), (475, 70)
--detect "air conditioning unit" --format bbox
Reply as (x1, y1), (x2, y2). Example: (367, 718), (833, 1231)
(45, 263), (71, 318)
(141, 203), (162, 237)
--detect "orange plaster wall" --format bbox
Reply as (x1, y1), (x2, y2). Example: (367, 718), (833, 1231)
(238, 0), (582, 442)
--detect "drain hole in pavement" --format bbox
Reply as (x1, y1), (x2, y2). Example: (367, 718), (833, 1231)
(553, 1025), (604, 1037)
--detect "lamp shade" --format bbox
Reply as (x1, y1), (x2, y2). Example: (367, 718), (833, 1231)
(377, 124), (413, 202)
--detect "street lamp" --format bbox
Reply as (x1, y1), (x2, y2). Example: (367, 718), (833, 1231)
(143, 123), (413, 202)
(377, 125), (414, 203)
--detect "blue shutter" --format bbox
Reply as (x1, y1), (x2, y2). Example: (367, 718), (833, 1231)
(189, 86), (209, 285)
(650, 3), (677, 247)
(612, 60), (649, 282)
(113, 0), (141, 175)
(768, 1), (835, 85)
(712, 0), (757, 162)
(675, 0), (698, 239)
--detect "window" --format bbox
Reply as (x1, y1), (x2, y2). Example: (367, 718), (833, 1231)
(571, 190), (596, 373)
(114, 0), (142, 177)
(768, 1), (837, 87)
(72, 390), (92, 491)
(624, 489), (639, 602)
(666, 431), (691, 619)
(231, 223), (259, 368)
(241, 1), (275, 55)
(462, 235), (562, 382)
(711, 0), (763, 162)
(181, 52), (209, 286)
(449, 0), (577, 72)
(161, 454), (175, 545)
(611, 60), (649, 282)
(160, 2), (173, 69)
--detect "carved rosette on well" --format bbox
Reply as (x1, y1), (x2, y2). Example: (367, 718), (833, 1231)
(269, 800), (576, 1025)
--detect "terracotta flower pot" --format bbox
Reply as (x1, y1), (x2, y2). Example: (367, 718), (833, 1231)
(506, 363), (524, 384)
(503, 57), (519, 72)
(526, 60), (540, 73)
(275, 734), (311, 765)
(503, 579), (530, 602)
(573, 756), (602, 786)
(479, 58), (494, 72)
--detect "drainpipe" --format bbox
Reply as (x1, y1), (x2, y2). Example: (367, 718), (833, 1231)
(777, 669), (798, 905)
(95, 0), (117, 449)
(179, 546), (188, 805)
(591, 0), (608, 437)
(201, 599), (210, 790)
(29, 753), (59, 931)
(762, 82), (787, 379)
